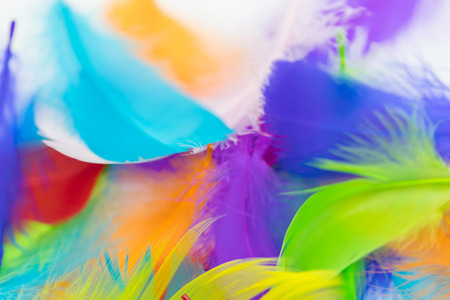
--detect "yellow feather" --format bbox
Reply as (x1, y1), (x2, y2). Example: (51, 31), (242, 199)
(170, 259), (342, 300)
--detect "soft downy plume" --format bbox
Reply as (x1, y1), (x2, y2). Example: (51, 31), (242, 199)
(279, 108), (450, 298)
(34, 1), (231, 164)
(0, 175), (110, 298)
(206, 133), (279, 267)
(0, 21), (20, 265)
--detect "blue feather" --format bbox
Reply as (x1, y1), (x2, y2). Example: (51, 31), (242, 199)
(263, 61), (450, 178)
(0, 21), (20, 265)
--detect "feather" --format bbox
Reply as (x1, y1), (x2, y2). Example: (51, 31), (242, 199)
(107, 0), (242, 97)
(18, 145), (104, 224)
(380, 208), (450, 299)
(0, 174), (110, 298)
(346, 0), (421, 47)
(262, 60), (450, 178)
(0, 20), (20, 264)
(170, 258), (343, 300)
(35, 219), (213, 299)
(362, 258), (398, 299)
(263, 61), (411, 177)
(165, 259), (204, 299)
(279, 109), (450, 296)
(106, 148), (215, 268)
(35, 1), (231, 164)
(107, 0), (308, 131)
(341, 260), (366, 300)
(302, 0), (428, 72)
(16, 99), (40, 147)
(392, 264), (450, 299)
(207, 133), (279, 267)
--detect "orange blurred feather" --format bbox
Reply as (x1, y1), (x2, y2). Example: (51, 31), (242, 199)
(108, 0), (241, 96)
(109, 147), (215, 268)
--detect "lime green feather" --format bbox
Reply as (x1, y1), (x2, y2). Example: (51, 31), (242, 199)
(280, 108), (450, 275)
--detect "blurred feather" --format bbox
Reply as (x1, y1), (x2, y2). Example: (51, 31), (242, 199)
(108, 0), (303, 131)
(263, 61), (411, 177)
(106, 148), (215, 268)
(0, 175), (110, 299)
(263, 61), (450, 178)
(18, 145), (103, 224)
(346, 0), (421, 48)
(306, 0), (422, 64)
(341, 260), (365, 300)
(362, 258), (398, 299)
(383, 208), (450, 299)
(35, 1), (231, 163)
(108, 0), (242, 97)
(0, 20), (20, 265)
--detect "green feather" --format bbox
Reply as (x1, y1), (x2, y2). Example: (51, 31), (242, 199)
(279, 108), (450, 274)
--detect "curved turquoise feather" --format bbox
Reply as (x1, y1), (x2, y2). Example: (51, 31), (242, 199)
(39, 2), (231, 163)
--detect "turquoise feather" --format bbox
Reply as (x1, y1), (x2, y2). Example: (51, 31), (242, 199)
(37, 2), (231, 163)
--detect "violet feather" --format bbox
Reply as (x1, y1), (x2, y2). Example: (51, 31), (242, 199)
(0, 21), (20, 264)
(209, 133), (279, 267)
(347, 0), (421, 50)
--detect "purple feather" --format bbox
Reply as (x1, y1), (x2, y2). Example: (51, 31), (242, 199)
(305, 0), (422, 65)
(347, 0), (421, 50)
(0, 21), (20, 264)
(208, 133), (279, 267)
